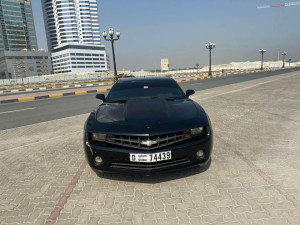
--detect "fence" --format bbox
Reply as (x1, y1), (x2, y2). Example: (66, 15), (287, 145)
(1, 62), (299, 86)
(0, 73), (113, 86)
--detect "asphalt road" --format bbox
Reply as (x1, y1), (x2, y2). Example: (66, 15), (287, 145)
(0, 67), (299, 130)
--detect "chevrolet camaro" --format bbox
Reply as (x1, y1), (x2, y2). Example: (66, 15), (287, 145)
(84, 77), (213, 175)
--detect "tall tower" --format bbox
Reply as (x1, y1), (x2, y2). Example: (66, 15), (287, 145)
(0, 0), (51, 79)
(41, 0), (107, 74)
(41, 0), (101, 51)
(0, 0), (38, 51)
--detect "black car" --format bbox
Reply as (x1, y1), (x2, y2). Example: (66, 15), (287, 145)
(84, 77), (213, 175)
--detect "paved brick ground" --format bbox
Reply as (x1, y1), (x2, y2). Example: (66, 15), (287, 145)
(0, 71), (299, 225)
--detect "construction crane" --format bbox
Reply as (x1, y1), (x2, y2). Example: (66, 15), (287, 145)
(257, 1), (300, 8)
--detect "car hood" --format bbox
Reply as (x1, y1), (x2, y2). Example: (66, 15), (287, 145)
(86, 98), (208, 134)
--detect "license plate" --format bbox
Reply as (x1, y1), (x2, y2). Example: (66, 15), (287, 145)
(130, 151), (171, 163)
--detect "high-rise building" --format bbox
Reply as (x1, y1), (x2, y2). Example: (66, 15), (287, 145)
(0, 0), (52, 79)
(41, 0), (107, 74)
(0, 0), (38, 51)
(42, 0), (101, 51)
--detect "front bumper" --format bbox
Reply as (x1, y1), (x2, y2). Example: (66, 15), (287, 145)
(84, 134), (213, 175)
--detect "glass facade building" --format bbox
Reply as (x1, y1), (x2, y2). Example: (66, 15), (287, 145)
(0, 0), (38, 51)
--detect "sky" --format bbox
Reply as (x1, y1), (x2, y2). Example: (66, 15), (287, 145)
(32, 0), (300, 70)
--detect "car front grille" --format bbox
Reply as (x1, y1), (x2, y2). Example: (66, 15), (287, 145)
(106, 131), (189, 150)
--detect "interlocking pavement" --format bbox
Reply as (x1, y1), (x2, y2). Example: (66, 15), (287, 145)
(0, 71), (299, 225)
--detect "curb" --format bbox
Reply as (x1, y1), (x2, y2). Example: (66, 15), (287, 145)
(0, 82), (110, 94)
(0, 88), (110, 104)
(177, 74), (225, 82)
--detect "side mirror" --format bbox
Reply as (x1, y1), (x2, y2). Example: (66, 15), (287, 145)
(186, 89), (195, 98)
(96, 94), (105, 101)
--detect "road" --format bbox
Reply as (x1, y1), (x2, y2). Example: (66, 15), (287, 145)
(0, 68), (299, 130)
(0, 69), (299, 225)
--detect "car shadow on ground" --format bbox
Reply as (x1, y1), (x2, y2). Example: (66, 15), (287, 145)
(96, 159), (211, 184)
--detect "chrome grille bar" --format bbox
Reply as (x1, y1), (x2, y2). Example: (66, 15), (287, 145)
(106, 131), (188, 150)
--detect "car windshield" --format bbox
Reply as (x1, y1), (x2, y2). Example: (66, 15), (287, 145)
(106, 79), (185, 101)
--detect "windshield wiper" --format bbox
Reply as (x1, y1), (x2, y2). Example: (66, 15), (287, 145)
(105, 99), (128, 103)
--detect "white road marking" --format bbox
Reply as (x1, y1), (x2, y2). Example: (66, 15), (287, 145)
(0, 107), (36, 115)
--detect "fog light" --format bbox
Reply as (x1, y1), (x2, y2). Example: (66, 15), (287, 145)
(95, 156), (103, 165)
(196, 150), (205, 159)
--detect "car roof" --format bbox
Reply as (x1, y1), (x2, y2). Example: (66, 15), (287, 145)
(117, 77), (173, 83)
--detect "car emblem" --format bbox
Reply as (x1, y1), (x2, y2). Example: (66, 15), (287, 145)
(141, 140), (158, 147)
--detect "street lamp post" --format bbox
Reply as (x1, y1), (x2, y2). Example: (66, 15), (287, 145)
(205, 41), (216, 76)
(196, 63), (199, 76)
(259, 49), (266, 71)
(288, 59), (291, 67)
(282, 52), (287, 68)
(102, 27), (121, 82)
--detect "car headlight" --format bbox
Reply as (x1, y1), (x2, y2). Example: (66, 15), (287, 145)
(91, 133), (106, 142)
(191, 127), (204, 136)
(183, 127), (205, 139)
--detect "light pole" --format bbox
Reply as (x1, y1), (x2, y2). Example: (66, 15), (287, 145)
(288, 59), (291, 67)
(259, 49), (266, 71)
(205, 41), (216, 76)
(102, 27), (120, 82)
(196, 63), (199, 76)
(282, 52), (287, 68)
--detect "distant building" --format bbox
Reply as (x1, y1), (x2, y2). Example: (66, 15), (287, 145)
(161, 58), (169, 71)
(41, 0), (108, 73)
(0, 0), (52, 79)
(51, 43), (107, 74)
(0, 50), (52, 79)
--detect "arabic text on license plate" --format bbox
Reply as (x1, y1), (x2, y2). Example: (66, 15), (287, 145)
(130, 151), (171, 163)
